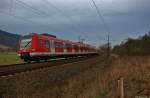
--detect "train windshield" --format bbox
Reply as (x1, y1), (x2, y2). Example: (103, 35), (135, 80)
(20, 38), (32, 49)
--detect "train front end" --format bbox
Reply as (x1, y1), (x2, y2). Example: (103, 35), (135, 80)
(18, 34), (35, 62)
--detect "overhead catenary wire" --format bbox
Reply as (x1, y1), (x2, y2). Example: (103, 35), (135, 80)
(0, 10), (53, 29)
(9, 0), (14, 15)
(0, 10), (57, 33)
(15, 0), (49, 17)
(42, 0), (76, 25)
(91, 0), (110, 35)
(43, 0), (63, 13)
(90, 0), (111, 56)
(12, 0), (63, 32)
(4, 0), (88, 34)
(0, 10), (35, 24)
(42, 0), (85, 33)
(12, 0), (74, 33)
(0, 0), (48, 31)
(1, 0), (106, 42)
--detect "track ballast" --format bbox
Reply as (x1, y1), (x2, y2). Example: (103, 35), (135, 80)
(0, 55), (97, 76)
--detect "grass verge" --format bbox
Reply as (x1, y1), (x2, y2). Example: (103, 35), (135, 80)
(0, 52), (22, 65)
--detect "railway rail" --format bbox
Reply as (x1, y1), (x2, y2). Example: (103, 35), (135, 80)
(0, 55), (97, 76)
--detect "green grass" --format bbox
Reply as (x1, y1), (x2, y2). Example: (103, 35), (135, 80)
(0, 44), (12, 50)
(0, 52), (23, 65)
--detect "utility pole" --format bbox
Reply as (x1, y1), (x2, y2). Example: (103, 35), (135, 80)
(78, 36), (81, 43)
(78, 36), (85, 43)
(107, 32), (110, 58)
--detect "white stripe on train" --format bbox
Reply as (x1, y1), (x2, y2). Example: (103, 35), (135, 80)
(29, 52), (96, 57)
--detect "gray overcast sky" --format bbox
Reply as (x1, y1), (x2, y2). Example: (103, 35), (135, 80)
(0, 0), (150, 46)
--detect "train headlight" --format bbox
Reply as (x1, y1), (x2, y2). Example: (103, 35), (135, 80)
(32, 49), (36, 51)
(23, 50), (26, 52)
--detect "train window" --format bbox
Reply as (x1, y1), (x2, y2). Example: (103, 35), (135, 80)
(50, 40), (54, 48)
(39, 40), (43, 45)
(55, 42), (58, 48)
(55, 42), (63, 48)
(45, 41), (49, 48)
(21, 38), (32, 49)
(65, 44), (68, 48)
(66, 44), (71, 48)
(63, 44), (66, 48)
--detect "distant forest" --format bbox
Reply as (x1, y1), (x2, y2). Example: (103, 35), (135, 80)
(113, 31), (150, 55)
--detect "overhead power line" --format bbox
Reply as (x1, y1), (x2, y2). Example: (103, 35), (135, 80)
(42, 0), (84, 33)
(9, 0), (14, 15)
(15, 0), (49, 17)
(91, 0), (110, 34)
(43, 0), (62, 13)
(91, 0), (111, 57)
(13, 0), (61, 31)
(7, 0), (86, 34)
(13, 0), (74, 32)
(0, 10), (34, 23)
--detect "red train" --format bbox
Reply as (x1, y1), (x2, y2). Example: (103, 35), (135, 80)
(18, 33), (98, 62)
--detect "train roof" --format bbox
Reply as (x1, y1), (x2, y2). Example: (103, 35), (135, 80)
(33, 33), (95, 48)
(40, 33), (56, 38)
(20, 33), (35, 39)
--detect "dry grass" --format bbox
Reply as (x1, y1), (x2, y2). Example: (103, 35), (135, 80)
(100, 56), (150, 98)
(0, 56), (106, 98)
(0, 55), (149, 98)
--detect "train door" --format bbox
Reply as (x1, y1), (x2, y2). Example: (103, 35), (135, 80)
(72, 44), (75, 53)
(50, 40), (55, 54)
(45, 40), (50, 52)
(63, 42), (67, 54)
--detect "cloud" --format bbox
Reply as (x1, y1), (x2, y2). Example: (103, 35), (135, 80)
(0, 0), (150, 46)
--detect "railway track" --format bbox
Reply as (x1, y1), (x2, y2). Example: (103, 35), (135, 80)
(0, 55), (97, 76)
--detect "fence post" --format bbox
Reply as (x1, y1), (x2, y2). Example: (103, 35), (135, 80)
(120, 77), (124, 98)
(118, 79), (120, 98)
(118, 77), (124, 98)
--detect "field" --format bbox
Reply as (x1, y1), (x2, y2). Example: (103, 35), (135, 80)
(0, 55), (149, 98)
(0, 55), (106, 98)
(0, 44), (12, 50)
(105, 55), (150, 98)
(0, 52), (22, 65)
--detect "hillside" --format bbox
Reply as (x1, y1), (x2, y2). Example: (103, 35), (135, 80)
(0, 29), (21, 49)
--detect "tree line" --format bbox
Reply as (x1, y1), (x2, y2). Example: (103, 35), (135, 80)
(113, 31), (150, 55)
